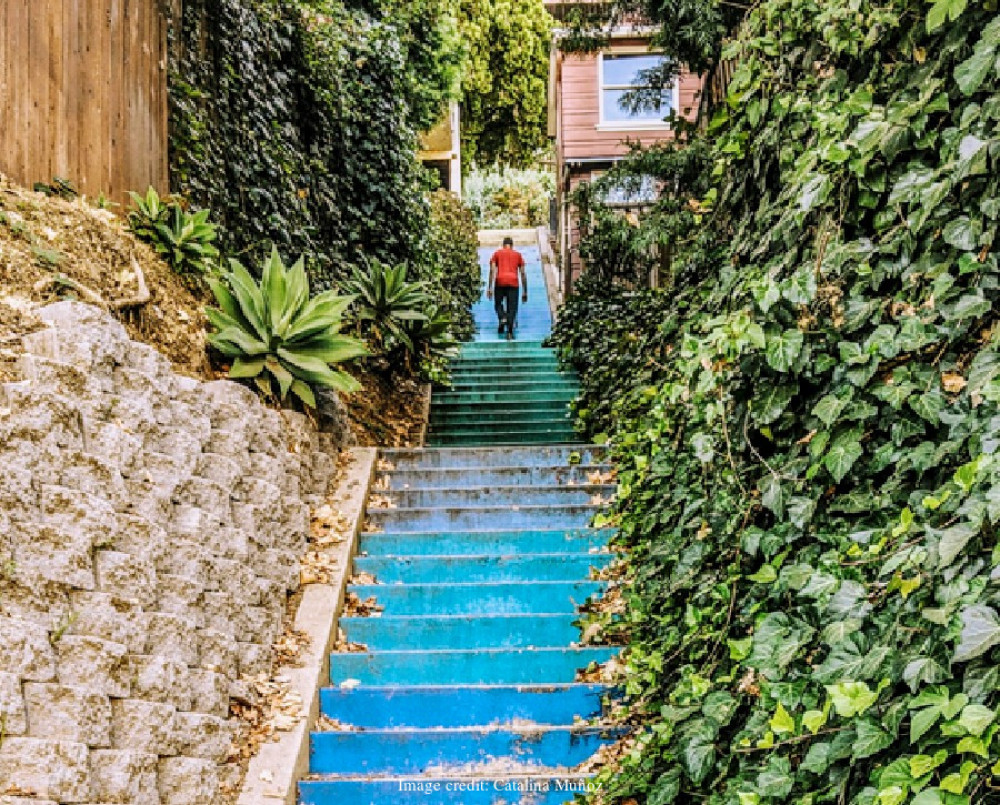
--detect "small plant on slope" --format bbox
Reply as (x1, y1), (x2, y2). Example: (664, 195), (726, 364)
(344, 261), (431, 355)
(127, 186), (219, 277)
(206, 248), (366, 408)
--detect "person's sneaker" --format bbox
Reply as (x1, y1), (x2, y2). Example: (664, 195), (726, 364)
(506, 330), (514, 341)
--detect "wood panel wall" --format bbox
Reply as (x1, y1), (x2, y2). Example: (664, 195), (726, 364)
(0, 0), (169, 204)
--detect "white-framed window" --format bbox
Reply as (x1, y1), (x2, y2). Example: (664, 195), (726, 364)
(598, 52), (677, 129)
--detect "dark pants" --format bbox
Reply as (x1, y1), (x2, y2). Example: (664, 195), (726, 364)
(494, 286), (519, 334)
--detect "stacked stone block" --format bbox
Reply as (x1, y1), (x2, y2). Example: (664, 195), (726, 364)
(0, 303), (343, 804)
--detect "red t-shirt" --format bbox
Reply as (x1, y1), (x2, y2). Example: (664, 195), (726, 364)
(492, 248), (524, 287)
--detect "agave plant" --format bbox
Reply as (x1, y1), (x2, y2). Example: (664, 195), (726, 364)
(407, 305), (459, 362)
(343, 262), (430, 353)
(127, 186), (170, 240)
(154, 205), (220, 275)
(206, 248), (366, 408)
(128, 187), (219, 276)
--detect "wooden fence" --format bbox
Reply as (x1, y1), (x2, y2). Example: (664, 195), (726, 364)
(0, 0), (170, 205)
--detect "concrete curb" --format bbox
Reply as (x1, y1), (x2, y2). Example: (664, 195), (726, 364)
(417, 382), (432, 446)
(537, 225), (561, 323)
(236, 446), (378, 805)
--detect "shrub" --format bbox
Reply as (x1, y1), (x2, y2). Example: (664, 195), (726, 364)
(425, 189), (481, 341)
(343, 262), (431, 357)
(127, 187), (219, 277)
(406, 304), (460, 383)
(206, 248), (365, 408)
(463, 166), (554, 229)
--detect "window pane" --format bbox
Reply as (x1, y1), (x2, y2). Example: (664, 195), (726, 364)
(602, 88), (672, 123)
(602, 54), (664, 88)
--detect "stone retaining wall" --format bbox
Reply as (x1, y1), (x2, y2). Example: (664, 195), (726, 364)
(0, 303), (344, 804)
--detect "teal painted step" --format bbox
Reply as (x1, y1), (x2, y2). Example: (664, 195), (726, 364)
(300, 776), (600, 805)
(375, 464), (611, 490)
(382, 485), (614, 509)
(318, 684), (609, 729)
(432, 390), (576, 405)
(446, 378), (578, 392)
(353, 554), (612, 584)
(427, 421), (579, 437)
(379, 447), (605, 470)
(430, 406), (573, 426)
(329, 646), (618, 685)
(309, 725), (624, 775)
(429, 432), (583, 447)
(340, 614), (587, 649)
(346, 581), (605, 616)
(364, 503), (602, 531)
(357, 528), (615, 556)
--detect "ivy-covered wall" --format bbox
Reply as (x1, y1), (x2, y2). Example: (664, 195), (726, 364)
(167, 0), (461, 288)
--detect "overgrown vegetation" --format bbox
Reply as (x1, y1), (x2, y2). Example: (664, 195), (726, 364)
(207, 248), (365, 408)
(168, 0), (461, 289)
(464, 165), (555, 229)
(425, 189), (481, 341)
(549, 2), (1000, 802)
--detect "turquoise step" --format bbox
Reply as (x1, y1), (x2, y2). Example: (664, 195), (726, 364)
(357, 528), (615, 556)
(430, 405), (573, 424)
(318, 684), (608, 729)
(379, 447), (605, 470)
(352, 554), (612, 584)
(345, 581), (606, 616)
(376, 464), (611, 490)
(446, 379), (577, 392)
(429, 432), (583, 447)
(433, 390), (576, 405)
(427, 421), (579, 437)
(341, 614), (586, 649)
(309, 725), (624, 775)
(380, 485), (614, 509)
(300, 776), (599, 805)
(328, 646), (618, 685)
(364, 503), (602, 532)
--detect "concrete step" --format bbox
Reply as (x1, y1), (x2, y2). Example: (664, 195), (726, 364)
(340, 613), (588, 649)
(364, 503), (603, 532)
(378, 447), (605, 470)
(308, 725), (622, 775)
(329, 646), (618, 686)
(352, 553), (613, 584)
(357, 528), (615, 557)
(376, 464), (611, 490)
(318, 683), (608, 729)
(429, 406), (573, 425)
(300, 776), (599, 805)
(378, 485), (615, 509)
(428, 432), (583, 447)
(346, 581), (605, 616)
(433, 390), (576, 405)
(445, 378), (577, 391)
(427, 420), (579, 437)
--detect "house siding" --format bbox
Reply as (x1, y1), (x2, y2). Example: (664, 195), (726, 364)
(558, 44), (703, 161)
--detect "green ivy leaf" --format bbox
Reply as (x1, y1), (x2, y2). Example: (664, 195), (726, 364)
(766, 327), (805, 372)
(825, 435), (864, 482)
(827, 681), (879, 718)
(853, 718), (893, 759)
(958, 703), (995, 736)
(770, 702), (796, 734)
(802, 708), (828, 735)
(954, 41), (996, 96)
(954, 605), (1000, 662)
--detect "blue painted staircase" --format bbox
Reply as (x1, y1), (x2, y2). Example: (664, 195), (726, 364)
(299, 246), (619, 804)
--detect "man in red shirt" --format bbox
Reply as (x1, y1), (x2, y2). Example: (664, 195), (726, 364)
(487, 237), (527, 340)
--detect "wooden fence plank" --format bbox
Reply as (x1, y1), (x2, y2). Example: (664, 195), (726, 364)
(0, 0), (169, 204)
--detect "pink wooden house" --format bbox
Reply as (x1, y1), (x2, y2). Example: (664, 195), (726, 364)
(545, 2), (704, 291)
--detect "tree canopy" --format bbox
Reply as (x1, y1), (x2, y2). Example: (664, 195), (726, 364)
(458, 0), (552, 168)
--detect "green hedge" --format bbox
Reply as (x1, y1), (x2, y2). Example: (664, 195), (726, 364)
(167, 0), (460, 288)
(550, 1), (1000, 803)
